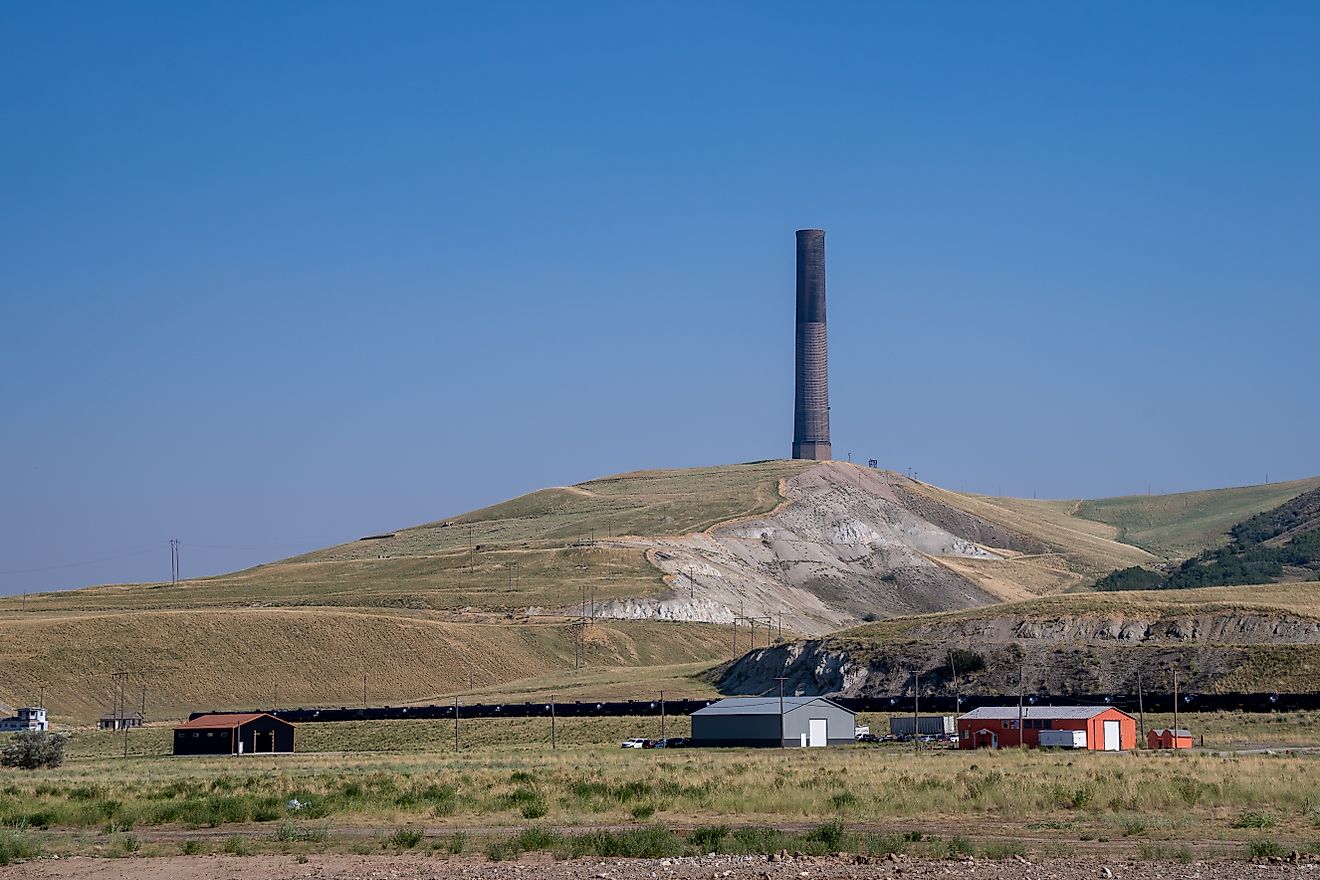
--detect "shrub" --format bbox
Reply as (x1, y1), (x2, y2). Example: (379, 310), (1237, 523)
(0, 831), (41, 866)
(520, 800), (548, 820)
(728, 826), (789, 855)
(0, 732), (67, 770)
(390, 827), (424, 849)
(515, 827), (560, 851)
(485, 839), (519, 861)
(181, 839), (204, 855)
(444, 832), (467, 855)
(118, 834), (141, 855)
(1233, 811), (1277, 829)
(567, 826), (683, 859)
(630, 803), (656, 820)
(1246, 838), (1287, 859)
(688, 825), (729, 851)
(946, 836), (974, 857)
(981, 840), (1027, 859)
(804, 819), (847, 850)
(830, 791), (859, 810)
(221, 835), (249, 856)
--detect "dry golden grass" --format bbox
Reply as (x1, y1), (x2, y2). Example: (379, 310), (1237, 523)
(916, 485), (1156, 577)
(0, 610), (731, 722)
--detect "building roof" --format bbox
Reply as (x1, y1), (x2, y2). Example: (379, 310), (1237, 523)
(1151, 728), (1192, 737)
(176, 713), (283, 730)
(692, 696), (851, 717)
(958, 705), (1133, 721)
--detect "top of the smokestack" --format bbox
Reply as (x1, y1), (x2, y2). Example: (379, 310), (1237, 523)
(796, 228), (824, 236)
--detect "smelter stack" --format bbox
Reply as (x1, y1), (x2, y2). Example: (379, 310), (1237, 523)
(792, 228), (832, 461)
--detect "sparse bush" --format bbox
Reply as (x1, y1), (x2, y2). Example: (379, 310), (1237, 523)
(520, 800), (547, 819)
(485, 839), (518, 861)
(946, 835), (974, 856)
(0, 831), (41, 866)
(804, 819), (847, 850)
(181, 839), (205, 855)
(0, 731), (67, 770)
(1233, 811), (1276, 829)
(117, 834), (141, 854)
(1122, 818), (1148, 837)
(981, 840), (1026, 859)
(221, 835), (249, 856)
(566, 826), (683, 859)
(1246, 838), (1287, 859)
(515, 827), (560, 850)
(630, 803), (656, 820)
(830, 791), (859, 810)
(390, 827), (423, 849)
(688, 825), (729, 851)
(445, 832), (467, 855)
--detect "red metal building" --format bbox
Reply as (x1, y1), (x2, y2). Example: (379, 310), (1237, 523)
(957, 706), (1137, 751)
(1146, 728), (1194, 749)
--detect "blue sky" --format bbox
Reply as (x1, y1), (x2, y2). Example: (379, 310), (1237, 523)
(3, 3), (1318, 594)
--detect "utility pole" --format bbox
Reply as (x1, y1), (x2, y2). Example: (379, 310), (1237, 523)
(687, 568), (694, 601)
(660, 690), (667, 742)
(362, 673), (368, 707)
(948, 651), (961, 717)
(1017, 659), (1025, 749)
(912, 670), (920, 756)
(550, 695), (557, 750)
(468, 524), (474, 574)
(732, 619), (737, 656)
(140, 684), (147, 717)
(37, 686), (46, 709)
(1136, 668), (1146, 747)
(775, 677), (788, 749)
(169, 538), (180, 586)
(111, 671), (130, 758)
(1172, 665), (1180, 751)
(454, 695), (460, 752)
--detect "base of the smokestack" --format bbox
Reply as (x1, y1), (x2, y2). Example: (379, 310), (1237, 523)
(792, 442), (832, 461)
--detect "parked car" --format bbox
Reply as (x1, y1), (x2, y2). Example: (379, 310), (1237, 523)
(855, 732), (879, 743)
(620, 738), (646, 749)
(662, 737), (690, 748)
(642, 738), (664, 749)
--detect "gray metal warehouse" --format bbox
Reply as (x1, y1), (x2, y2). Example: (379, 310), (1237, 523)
(691, 696), (854, 747)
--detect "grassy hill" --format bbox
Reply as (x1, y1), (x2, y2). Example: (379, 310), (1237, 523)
(1097, 486), (1320, 591)
(1073, 476), (1320, 559)
(6, 460), (1317, 722)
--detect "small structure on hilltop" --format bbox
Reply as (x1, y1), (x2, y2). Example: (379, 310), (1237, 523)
(1147, 728), (1194, 750)
(0, 707), (48, 732)
(98, 711), (143, 731)
(692, 696), (854, 748)
(173, 713), (295, 756)
(957, 706), (1137, 751)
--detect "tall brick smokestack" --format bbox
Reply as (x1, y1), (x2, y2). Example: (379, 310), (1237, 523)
(792, 228), (831, 461)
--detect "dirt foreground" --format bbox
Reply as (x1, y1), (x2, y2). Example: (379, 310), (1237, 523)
(6, 853), (1318, 880)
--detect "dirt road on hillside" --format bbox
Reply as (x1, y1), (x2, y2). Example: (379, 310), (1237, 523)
(7, 853), (1316, 880)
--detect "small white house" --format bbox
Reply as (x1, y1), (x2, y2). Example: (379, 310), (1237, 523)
(0, 707), (49, 732)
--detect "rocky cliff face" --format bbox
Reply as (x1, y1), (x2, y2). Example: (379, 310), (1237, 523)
(718, 609), (1320, 696)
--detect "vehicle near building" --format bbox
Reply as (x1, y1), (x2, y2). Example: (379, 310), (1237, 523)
(889, 715), (955, 738)
(957, 706), (1137, 751)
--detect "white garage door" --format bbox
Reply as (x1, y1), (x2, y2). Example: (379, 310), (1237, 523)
(1103, 720), (1121, 751)
(808, 718), (828, 747)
